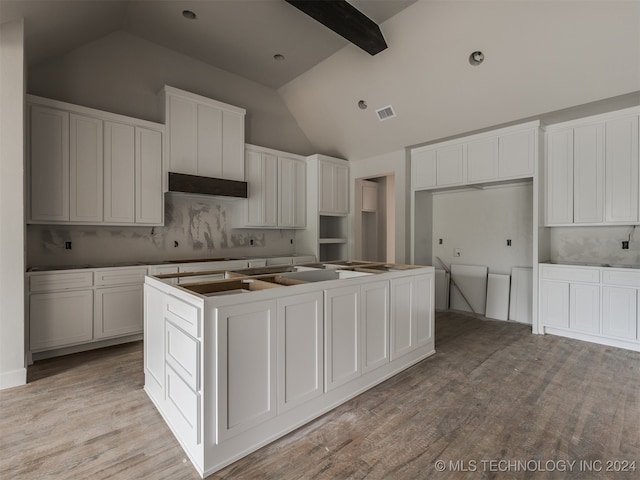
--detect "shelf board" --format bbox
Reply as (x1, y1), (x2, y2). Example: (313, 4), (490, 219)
(319, 238), (347, 244)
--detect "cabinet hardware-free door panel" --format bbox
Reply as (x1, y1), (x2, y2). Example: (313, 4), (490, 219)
(94, 284), (144, 339)
(135, 127), (163, 224)
(325, 285), (360, 391)
(605, 115), (639, 223)
(573, 123), (604, 223)
(104, 121), (135, 223)
(70, 114), (103, 222)
(361, 281), (389, 373)
(545, 129), (573, 225)
(602, 286), (637, 339)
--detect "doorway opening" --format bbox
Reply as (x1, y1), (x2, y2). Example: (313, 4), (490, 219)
(354, 174), (395, 263)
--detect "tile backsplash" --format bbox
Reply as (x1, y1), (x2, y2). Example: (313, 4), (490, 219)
(27, 193), (296, 268)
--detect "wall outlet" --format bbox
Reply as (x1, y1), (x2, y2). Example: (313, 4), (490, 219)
(622, 240), (629, 250)
(64, 241), (72, 250)
(439, 238), (443, 245)
(507, 239), (512, 246)
(250, 239), (254, 246)
(453, 248), (461, 257)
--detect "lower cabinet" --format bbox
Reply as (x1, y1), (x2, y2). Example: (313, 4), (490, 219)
(361, 280), (389, 373)
(277, 292), (324, 412)
(390, 274), (434, 360)
(602, 286), (638, 339)
(94, 284), (144, 339)
(324, 285), (361, 391)
(216, 300), (277, 441)
(540, 264), (640, 349)
(29, 290), (94, 350)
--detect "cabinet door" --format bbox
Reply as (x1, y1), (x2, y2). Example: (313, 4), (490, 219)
(94, 284), (143, 339)
(70, 114), (103, 222)
(602, 286), (637, 339)
(319, 160), (335, 213)
(411, 149), (436, 190)
(573, 123), (604, 223)
(569, 284), (600, 333)
(361, 181), (377, 212)
(466, 137), (498, 183)
(167, 94), (198, 174)
(361, 281), (389, 373)
(278, 156), (306, 228)
(325, 285), (360, 391)
(545, 129), (573, 225)
(221, 110), (245, 181)
(104, 121), (135, 223)
(390, 276), (415, 359)
(499, 129), (535, 178)
(30, 290), (93, 351)
(245, 150), (277, 227)
(605, 115), (639, 223)
(540, 280), (569, 328)
(136, 127), (163, 224)
(30, 105), (70, 222)
(196, 103), (223, 178)
(415, 273), (435, 347)
(277, 292), (323, 413)
(334, 163), (349, 215)
(436, 144), (464, 186)
(217, 300), (277, 441)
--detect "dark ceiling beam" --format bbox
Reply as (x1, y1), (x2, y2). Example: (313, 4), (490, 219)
(284, 0), (388, 55)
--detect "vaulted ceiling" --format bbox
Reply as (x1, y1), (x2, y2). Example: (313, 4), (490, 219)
(2, 1), (639, 161)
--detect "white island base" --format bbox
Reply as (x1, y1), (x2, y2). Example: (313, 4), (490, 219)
(144, 261), (435, 477)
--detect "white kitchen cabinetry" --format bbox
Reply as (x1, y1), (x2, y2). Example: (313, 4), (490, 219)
(277, 292), (324, 412)
(605, 115), (639, 223)
(390, 274), (434, 360)
(324, 284), (360, 391)
(29, 105), (70, 222)
(70, 114), (103, 222)
(319, 157), (349, 216)
(545, 129), (573, 225)
(573, 124), (604, 224)
(360, 280), (389, 373)
(27, 265), (148, 359)
(27, 95), (164, 226)
(544, 107), (640, 226)
(540, 264), (640, 351)
(278, 155), (306, 228)
(29, 290), (94, 351)
(178, 260), (248, 284)
(410, 121), (538, 191)
(162, 86), (245, 181)
(216, 300), (277, 441)
(244, 145), (306, 229)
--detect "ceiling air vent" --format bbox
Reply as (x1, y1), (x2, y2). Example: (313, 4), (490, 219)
(376, 105), (396, 121)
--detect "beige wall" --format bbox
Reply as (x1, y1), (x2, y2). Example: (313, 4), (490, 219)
(28, 30), (314, 156)
(0, 19), (26, 389)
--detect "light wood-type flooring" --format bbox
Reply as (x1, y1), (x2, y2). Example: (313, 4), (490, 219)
(1, 312), (639, 479)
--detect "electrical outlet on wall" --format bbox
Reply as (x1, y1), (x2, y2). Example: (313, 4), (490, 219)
(453, 248), (461, 257)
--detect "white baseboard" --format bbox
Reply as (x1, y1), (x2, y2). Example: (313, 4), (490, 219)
(0, 367), (27, 390)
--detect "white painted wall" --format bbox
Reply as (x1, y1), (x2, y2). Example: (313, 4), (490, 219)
(431, 184), (533, 275)
(550, 227), (640, 266)
(280, 1), (640, 160)
(28, 30), (314, 156)
(349, 149), (406, 262)
(0, 19), (26, 390)
(27, 194), (297, 268)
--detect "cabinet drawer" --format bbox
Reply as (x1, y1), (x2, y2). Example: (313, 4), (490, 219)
(602, 269), (640, 287)
(540, 266), (599, 283)
(165, 295), (202, 338)
(247, 259), (267, 268)
(266, 257), (293, 266)
(29, 271), (93, 292)
(94, 267), (148, 286)
(166, 364), (201, 446)
(293, 255), (316, 265)
(166, 322), (200, 391)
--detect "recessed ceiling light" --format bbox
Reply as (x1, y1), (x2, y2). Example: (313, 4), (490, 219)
(358, 100), (368, 110)
(182, 10), (197, 20)
(469, 51), (484, 66)
(273, 54), (285, 61)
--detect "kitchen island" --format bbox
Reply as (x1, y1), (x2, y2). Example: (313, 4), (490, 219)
(144, 261), (435, 477)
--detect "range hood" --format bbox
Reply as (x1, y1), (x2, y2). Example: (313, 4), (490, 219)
(168, 172), (248, 198)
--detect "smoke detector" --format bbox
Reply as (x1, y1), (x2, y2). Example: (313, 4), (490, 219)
(376, 105), (396, 121)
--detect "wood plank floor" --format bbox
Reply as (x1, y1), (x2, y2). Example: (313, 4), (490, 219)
(1, 312), (639, 479)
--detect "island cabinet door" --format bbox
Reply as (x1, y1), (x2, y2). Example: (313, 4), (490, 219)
(390, 276), (416, 360)
(361, 280), (390, 373)
(216, 300), (277, 442)
(324, 285), (361, 392)
(277, 292), (324, 413)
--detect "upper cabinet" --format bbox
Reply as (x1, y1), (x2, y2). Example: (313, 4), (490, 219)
(411, 121), (539, 191)
(544, 108), (639, 226)
(28, 95), (164, 226)
(244, 145), (306, 229)
(161, 86), (245, 181)
(318, 157), (349, 216)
